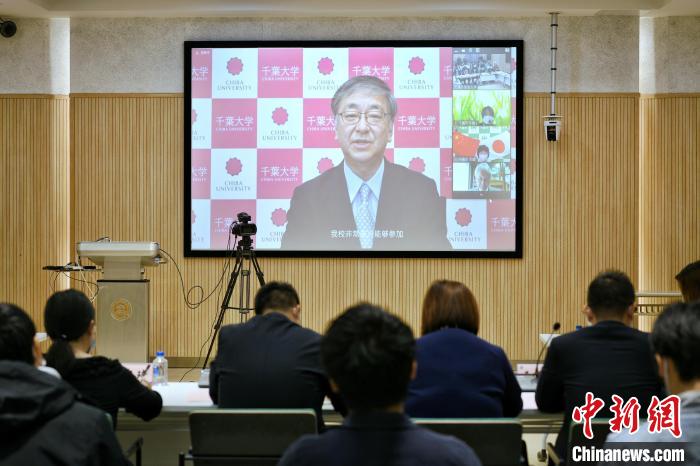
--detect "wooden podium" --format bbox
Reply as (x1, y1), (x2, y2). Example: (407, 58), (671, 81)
(77, 241), (165, 362)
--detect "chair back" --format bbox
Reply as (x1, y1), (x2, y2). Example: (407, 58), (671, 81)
(568, 419), (610, 455)
(415, 418), (522, 466)
(187, 409), (317, 466)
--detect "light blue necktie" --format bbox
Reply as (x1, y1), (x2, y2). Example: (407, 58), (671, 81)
(355, 183), (375, 249)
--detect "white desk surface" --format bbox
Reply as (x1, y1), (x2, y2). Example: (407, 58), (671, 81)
(153, 382), (538, 412)
(153, 382), (213, 409)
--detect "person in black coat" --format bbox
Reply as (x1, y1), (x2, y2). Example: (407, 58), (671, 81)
(0, 303), (128, 466)
(535, 270), (665, 464)
(43, 289), (162, 428)
(281, 75), (450, 251)
(209, 282), (345, 430)
(279, 304), (482, 466)
(406, 280), (522, 418)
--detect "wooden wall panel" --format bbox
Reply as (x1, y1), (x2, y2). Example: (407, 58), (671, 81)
(639, 95), (700, 310)
(0, 95), (71, 332)
(70, 93), (639, 361)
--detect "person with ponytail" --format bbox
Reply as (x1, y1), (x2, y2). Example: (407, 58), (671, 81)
(44, 289), (162, 427)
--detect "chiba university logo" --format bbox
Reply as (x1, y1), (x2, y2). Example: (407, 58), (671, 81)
(455, 208), (472, 227)
(318, 57), (334, 75)
(227, 57), (243, 76)
(408, 56), (425, 75)
(225, 158), (243, 177)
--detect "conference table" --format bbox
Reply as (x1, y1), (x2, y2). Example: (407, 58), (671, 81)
(116, 381), (562, 466)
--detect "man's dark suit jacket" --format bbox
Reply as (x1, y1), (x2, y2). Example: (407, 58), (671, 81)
(406, 328), (522, 419)
(209, 312), (345, 429)
(281, 160), (451, 250)
(278, 411), (482, 466)
(535, 321), (664, 462)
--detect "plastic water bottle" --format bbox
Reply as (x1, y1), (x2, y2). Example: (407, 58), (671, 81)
(152, 351), (168, 386)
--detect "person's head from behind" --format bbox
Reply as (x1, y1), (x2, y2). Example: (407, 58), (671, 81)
(44, 289), (96, 376)
(0, 303), (41, 366)
(254, 281), (301, 322)
(331, 76), (396, 178)
(475, 163), (491, 191)
(651, 301), (700, 394)
(421, 280), (479, 336)
(321, 303), (415, 412)
(675, 260), (700, 303)
(584, 270), (635, 325)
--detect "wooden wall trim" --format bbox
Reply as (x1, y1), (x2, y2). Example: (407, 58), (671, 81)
(0, 97), (71, 333)
(5, 92), (692, 359)
(70, 93), (183, 98)
(67, 93), (639, 360)
(526, 92), (641, 98)
(639, 95), (699, 317)
(0, 94), (69, 100)
(640, 93), (700, 99)
(69, 92), (643, 99)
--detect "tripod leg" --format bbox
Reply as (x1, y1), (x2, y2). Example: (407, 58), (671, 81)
(249, 250), (266, 287)
(201, 251), (244, 369)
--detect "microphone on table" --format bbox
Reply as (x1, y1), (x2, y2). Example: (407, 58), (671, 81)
(534, 322), (560, 379)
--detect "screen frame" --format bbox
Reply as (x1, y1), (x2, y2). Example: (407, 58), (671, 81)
(184, 39), (523, 259)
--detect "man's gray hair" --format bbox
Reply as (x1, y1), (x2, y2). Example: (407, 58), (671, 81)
(331, 76), (397, 121)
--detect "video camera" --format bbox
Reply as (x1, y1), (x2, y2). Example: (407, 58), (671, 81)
(231, 212), (257, 237)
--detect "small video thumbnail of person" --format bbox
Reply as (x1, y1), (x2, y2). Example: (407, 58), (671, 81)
(453, 89), (511, 127)
(452, 125), (511, 162)
(452, 47), (512, 90)
(452, 160), (512, 199)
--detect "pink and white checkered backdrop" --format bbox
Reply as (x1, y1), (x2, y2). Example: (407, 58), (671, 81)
(190, 47), (517, 251)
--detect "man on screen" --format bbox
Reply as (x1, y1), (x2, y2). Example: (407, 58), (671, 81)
(281, 76), (450, 251)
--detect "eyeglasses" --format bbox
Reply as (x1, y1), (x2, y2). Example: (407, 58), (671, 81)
(337, 111), (388, 126)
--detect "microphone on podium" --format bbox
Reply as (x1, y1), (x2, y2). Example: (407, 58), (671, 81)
(534, 322), (561, 379)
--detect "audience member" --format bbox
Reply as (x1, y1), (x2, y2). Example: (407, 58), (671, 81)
(406, 280), (522, 418)
(209, 281), (345, 430)
(676, 259), (700, 302)
(279, 303), (482, 466)
(44, 289), (162, 428)
(601, 301), (700, 464)
(535, 270), (664, 463)
(0, 303), (128, 465)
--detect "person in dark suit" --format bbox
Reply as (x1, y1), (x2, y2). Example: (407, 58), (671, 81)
(406, 280), (522, 418)
(209, 282), (345, 430)
(536, 270), (665, 464)
(281, 75), (450, 251)
(279, 303), (482, 466)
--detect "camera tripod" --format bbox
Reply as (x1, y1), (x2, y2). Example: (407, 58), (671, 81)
(201, 233), (265, 370)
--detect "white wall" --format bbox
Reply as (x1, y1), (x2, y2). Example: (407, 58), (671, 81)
(68, 16), (640, 93)
(640, 16), (700, 93)
(0, 18), (69, 94)
(6, 15), (700, 95)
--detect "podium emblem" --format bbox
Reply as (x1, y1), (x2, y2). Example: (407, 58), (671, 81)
(110, 298), (133, 322)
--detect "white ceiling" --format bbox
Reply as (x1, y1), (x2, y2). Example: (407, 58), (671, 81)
(1, 0), (699, 18)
